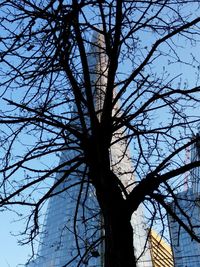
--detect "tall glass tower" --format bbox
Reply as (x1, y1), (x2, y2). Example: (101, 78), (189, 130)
(168, 189), (200, 267)
(191, 124), (200, 196)
(168, 126), (200, 267)
(26, 31), (152, 267)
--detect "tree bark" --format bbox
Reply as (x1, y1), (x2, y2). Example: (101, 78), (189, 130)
(93, 170), (137, 267)
(103, 210), (136, 267)
(86, 136), (137, 267)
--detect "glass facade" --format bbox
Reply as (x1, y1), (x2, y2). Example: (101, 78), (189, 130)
(26, 32), (152, 267)
(168, 127), (200, 267)
(168, 189), (200, 267)
(191, 124), (200, 196)
(27, 143), (152, 267)
(26, 150), (102, 267)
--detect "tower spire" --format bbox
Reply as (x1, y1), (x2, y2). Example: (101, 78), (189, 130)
(26, 30), (152, 267)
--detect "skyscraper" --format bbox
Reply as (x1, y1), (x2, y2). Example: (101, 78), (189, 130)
(191, 124), (200, 197)
(168, 126), (200, 267)
(26, 31), (152, 267)
(168, 189), (200, 267)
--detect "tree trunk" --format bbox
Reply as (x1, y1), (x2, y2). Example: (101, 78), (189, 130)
(91, 168), (137, 267)
(103, 211), (137, 267)
(94, 170), (137, 267)
(87, 139), (137, 267)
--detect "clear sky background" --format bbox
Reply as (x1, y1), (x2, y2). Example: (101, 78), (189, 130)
(0, 212), (31, 266)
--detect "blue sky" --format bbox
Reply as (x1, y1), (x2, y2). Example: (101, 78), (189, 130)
(0, 212), (31, 267)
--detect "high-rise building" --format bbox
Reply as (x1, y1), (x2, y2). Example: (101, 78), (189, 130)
(191, 124), (200, 196)
(149, 230), (174, 267)
(168, 189), (200, 267)
(26, 31), (152, 267)
(168, 127), (200, 267)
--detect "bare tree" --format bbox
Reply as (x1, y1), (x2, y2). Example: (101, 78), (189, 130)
(0, 1), (200, 267)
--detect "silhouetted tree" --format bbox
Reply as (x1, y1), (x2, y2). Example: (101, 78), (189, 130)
(0, 1), (200, 267)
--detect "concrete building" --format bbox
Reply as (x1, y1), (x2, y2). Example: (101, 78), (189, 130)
(26, 31), (152, 267)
